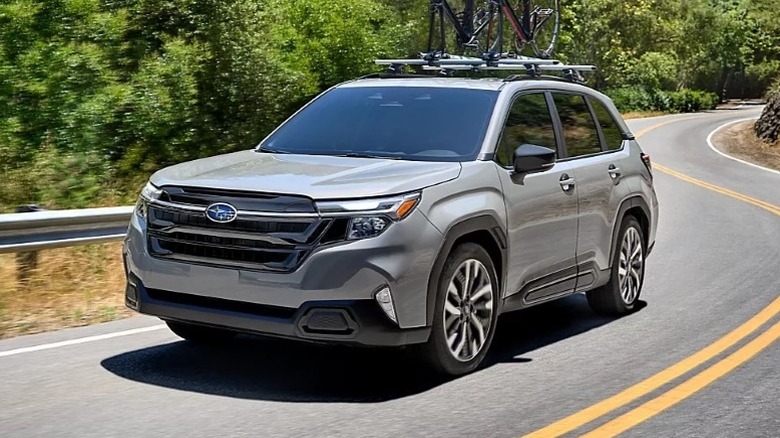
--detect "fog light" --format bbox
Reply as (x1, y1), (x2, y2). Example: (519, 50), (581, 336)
(125, 281), (139, 309)
(375, 287), (398, 324)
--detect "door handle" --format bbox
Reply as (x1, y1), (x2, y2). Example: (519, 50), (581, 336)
(608, 164), (622, 180)
(559, 173), (576, 192)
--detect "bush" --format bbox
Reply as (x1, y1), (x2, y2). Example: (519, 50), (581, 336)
(605, 87), (654, 113)
(666, 89), (719, 112)
(606, 87), (719, 113)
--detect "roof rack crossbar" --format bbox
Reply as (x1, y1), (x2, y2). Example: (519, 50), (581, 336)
(375, 56), (595, 79)
(418, 64), (596, 72)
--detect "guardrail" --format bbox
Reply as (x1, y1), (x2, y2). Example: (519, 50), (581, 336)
(0, 206), (133, 255)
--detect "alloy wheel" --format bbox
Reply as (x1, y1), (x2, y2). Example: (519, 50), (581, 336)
(443, 259), (494, 362)
(618, 227), (644, 305)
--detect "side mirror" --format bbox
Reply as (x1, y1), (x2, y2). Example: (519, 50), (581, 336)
(513, 144), (556, 174)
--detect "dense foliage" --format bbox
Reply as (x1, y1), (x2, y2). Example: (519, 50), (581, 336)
(0, 0), (778, 209)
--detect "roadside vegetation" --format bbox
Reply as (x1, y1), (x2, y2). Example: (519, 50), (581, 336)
(716, 88), (780, 170)
(1, 0), (778, 211)
(0, 243), (130, 338)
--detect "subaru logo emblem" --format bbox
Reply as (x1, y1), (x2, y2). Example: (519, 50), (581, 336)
(205, 203), (238, 223)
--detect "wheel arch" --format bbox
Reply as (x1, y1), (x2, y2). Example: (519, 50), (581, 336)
(609, 196), (652, 263)
(426, 215), (507, 325)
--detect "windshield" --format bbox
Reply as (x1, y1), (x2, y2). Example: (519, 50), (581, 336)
(260, 86), (498, 162)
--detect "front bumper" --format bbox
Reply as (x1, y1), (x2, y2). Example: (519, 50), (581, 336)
(125, 275), (429, 346)
(123, 204), (443, 342)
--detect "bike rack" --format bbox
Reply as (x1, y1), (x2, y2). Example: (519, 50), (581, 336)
(374, 55), (596, 82)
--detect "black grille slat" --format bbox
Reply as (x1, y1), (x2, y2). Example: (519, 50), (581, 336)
(152, 238), (298, 267)
(161, 186), (317, 213)
(151, 209), (312, 234)
(146, 188), (328, 272)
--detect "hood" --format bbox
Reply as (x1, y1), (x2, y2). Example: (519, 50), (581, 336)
(150, 150), (462, 199)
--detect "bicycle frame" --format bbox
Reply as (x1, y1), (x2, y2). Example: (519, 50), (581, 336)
(427, 0), (476, 57)
(426, 0), (555, 60)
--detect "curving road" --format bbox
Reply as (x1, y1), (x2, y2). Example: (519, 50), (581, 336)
(1, 108), (778, 438)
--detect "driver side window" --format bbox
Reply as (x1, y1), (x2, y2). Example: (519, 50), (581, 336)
(495, 93), (557, 168)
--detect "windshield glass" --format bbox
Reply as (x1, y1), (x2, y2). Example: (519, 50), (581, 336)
(260, 86), (498, 162)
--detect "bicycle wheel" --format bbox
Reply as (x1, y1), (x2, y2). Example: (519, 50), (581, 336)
(514, 0), (559, 59)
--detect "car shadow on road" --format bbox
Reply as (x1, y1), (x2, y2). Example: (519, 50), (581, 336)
(101, 294), (645, 403)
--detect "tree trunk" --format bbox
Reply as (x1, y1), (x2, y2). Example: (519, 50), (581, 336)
(755, 91), (780, 143)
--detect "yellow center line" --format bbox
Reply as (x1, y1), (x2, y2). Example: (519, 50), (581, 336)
(632, 115), (707, 139)
(582, 319), (780, 438)
(522, 113), (780, 438)
(522, 296), (780, 438)
(653, 164), (780, 216)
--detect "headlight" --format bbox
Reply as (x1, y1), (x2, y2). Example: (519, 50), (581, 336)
(348, 217), (390, 240)
(140, 181), (162, 201)
(136, 182), (162, 219)
(316, 192), (421, 241)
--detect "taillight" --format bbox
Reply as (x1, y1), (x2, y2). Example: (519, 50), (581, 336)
(641, 153), (652, 171)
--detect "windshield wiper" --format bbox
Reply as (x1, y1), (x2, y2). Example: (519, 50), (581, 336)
(338, 152), (402, 160)
(256, 146), (289, 154)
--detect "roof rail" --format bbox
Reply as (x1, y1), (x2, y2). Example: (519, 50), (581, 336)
(374, 55), (596, 83)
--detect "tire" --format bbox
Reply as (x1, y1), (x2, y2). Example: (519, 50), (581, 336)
(587, 216), (646, 315)
(417, 243), (500, 376)
(166, 321), (236, 344)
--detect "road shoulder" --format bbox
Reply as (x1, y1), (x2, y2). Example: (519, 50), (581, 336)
(710, 118), (780, 173)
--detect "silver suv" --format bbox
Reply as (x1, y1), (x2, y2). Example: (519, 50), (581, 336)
(123, 77), (658, 375)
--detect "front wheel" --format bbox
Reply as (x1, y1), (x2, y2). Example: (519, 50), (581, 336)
(417, 243), (499, 376)
(587, 216), (646, 315)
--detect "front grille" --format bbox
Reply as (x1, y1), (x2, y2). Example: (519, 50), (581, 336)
(152, 209), (311, 236)
(147, 187), (332, 272)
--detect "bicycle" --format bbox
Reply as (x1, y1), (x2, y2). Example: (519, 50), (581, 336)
(425, 0), (560, 61)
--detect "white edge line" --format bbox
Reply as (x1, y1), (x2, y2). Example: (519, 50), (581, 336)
(707, 117), (780, 176)
(0, 324), (167, 358)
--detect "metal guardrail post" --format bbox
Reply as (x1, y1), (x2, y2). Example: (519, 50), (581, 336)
(15, 204), (43, 283)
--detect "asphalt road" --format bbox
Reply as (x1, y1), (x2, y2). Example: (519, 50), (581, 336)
(1, 108), (778, 438)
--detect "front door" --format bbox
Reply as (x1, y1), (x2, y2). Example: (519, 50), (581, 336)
(493, 92), (579, 305)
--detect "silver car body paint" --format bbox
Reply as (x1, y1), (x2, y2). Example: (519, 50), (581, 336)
(124, 77), (658, 339)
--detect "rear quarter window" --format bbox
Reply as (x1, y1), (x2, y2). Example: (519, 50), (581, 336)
(590, 98), (625, 151)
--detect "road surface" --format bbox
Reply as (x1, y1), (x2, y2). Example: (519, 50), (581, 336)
(1, 107), (778, 437)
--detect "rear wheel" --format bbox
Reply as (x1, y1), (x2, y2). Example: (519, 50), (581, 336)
(417, 243), (499, 376)
(166, 321), (236, 344)
(587, 216), (646, 315)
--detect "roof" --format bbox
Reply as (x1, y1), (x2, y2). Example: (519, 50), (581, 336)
(337, 77), (507, 91)
(337, 75), (602, 94)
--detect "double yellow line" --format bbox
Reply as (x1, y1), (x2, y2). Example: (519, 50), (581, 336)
(654, 163), (780, 216)
(524, 115), (780, 438)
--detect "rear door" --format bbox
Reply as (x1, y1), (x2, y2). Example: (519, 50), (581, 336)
(494, 92), (579, 306)
(549, 92), (630, 290)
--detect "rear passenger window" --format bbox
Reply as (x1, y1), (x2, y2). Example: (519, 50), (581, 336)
(590, 98), (624, 151)
(495, 93), (557, 167)
(552, 93), (602, 157)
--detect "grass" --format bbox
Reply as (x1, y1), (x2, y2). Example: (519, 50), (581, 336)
(712, 120), (780, 171)
(0, 242), (131, 339)
(622, 111), (667, 120)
